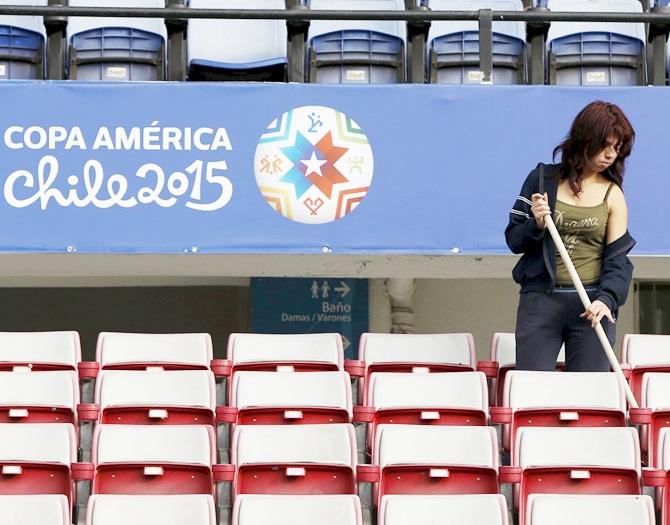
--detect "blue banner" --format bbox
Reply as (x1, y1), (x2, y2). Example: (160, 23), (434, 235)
(251, 277), (368, 359)
(0, 82), (665, 254)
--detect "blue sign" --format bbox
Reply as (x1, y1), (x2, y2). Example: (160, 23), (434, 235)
(251, 277), (368, 359)
(0, 82), (667, 255)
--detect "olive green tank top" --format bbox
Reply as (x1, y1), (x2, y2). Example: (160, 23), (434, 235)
(554, 183), (614, 286)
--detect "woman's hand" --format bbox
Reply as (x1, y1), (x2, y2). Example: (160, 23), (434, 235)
(531, 192), (550, 229)
(580, 300), (615, 328)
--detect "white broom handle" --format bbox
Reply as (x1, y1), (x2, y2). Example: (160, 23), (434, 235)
(544, 213), (638, 408)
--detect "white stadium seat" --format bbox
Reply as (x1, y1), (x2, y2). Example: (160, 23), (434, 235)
(525, 494), (655, 525)
(86, 494), (217, 525)
(233, 494), (363, 525)
(378, 494), (509, 525)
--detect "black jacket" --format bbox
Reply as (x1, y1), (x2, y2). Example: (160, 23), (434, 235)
(505, 162), (636, 314)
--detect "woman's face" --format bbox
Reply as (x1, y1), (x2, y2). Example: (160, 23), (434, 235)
(585, 135), (621, 174)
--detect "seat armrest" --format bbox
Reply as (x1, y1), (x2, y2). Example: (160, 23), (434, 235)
(78, 361), (100, 379)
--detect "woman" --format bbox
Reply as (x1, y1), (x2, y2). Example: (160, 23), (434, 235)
(505, 101), (636, 372)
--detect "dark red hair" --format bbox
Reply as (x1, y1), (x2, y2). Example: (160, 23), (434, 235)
(553, 101), (635, 196)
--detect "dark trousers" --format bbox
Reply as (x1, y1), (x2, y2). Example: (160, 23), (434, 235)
(515, 289), (615, 372)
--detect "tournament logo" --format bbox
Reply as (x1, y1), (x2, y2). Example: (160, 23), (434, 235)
(254, 106), (374, 224)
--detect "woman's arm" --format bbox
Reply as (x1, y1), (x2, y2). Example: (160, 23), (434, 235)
(606, 184), (628, 244)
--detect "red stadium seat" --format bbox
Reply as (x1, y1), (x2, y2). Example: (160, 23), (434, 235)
(621, 334), (670, 405)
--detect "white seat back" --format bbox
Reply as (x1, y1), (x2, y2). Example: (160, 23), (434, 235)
(379, 494), (509, 525)
(623, 334), (670, 367)
(503, 371), (626, 412)
(87, 494), (216, 525)
(0, 495), (70, 525)
(93, 425), (215, 467)
(188, 0), (287, 65)
(95, 370), (215, 412)
(374, 424), (498, 469)
(491, 333), (565, 368)
(656, 428), (670, 470)
(308, 0), (406, 41)
(641, 372), (670, 410)
(428, 0), (524, 41)
(514, 427), (640, 474)
(0, 370), (79, 410)
(545, 0), (645, 44)
(369, 372), (488, 415)
(0, 331), (80, 369)
(233, 424), (356, 468)
(233, 494), (362, 525)
(231, 371), (352, 417)
(525, 494), (655, 525)
(67, 0), (167, 39)
(360, 333), (474, 368)
(228, 333), (343, 369)
(0, 423), (76, 465)
(96, 332), (213, 369)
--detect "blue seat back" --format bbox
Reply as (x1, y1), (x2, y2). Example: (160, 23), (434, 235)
(429, 30), (525, 84)
(70, 27), (164, 81)
(549, 31), (644, 85)
(309, 29), (404, 83)
(0, 25), (44, 79)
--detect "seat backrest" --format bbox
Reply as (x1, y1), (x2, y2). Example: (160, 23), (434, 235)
(525, 494), (655, 525)
(640, 372), (670, 410)
(657, 428), (670, 469)
(233, 423), (356, 468)
(96, 332), (213, 369)
(545, 0), (645, 44)
(0, 331), (80, 370)
(514, 427), (640, 474)
(93, 424), (215, 467)
(360, 333), (475, 368)
(491, 333), (565, 368)
(188, 0), (287, 64)
(67, 0), (166, 39)
(95, 370), (216, 412)
(368, 372), (488, 414)
(623, 334), (670, 367)
(0, 494), (70, 525)
(0, 423), (76, 465)
(87, 494), (217, 525)
(0, 370), (79, 411)
(228, 333), (343, 370)
(373, 424), (498, 469)
(503, 371), (626, 412)
(308, 0), (406, 41)
(378, 494), (509, 525)
(232, 494), (363, 525)
(427, 0), (524, 41)
(231, 371), (352, 417)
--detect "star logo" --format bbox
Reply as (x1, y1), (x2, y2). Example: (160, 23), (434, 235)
(280, 131), (349, 199)
(255, 106), (374, 224)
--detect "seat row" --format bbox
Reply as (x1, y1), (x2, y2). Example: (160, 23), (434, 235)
(0, 0), (657, 85)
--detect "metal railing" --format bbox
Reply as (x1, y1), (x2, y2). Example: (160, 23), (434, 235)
(1, 2), (668, 84)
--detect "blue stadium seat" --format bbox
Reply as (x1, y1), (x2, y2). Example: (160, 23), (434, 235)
(549, 32), (644, 86)
(67, 0), (166, 81)
(188, 0), (288, 82)
(427, 0), (526, 84)
(545, 0), (646, 85)
(307, 0), (406, 84)
(0, 0), (46, 80)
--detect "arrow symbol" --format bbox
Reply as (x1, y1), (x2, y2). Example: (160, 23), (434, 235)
(334, 281), (350, 298)
(342, 336), (351, 350)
